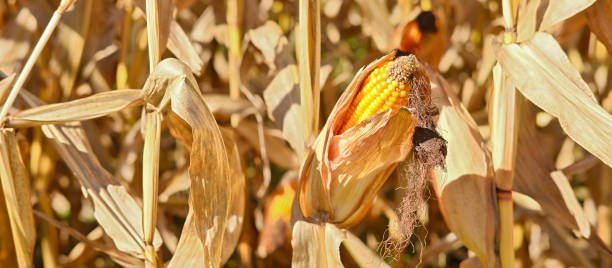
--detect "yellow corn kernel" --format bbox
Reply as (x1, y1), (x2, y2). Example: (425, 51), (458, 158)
(340, 58), (412, 133)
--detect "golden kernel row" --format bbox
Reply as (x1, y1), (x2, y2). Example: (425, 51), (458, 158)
(340, 60), (411, 133)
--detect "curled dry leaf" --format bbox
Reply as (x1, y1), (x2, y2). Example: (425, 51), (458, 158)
(427, 66), (497, 267)
(143, 58), (238, 266)
(7, 90), (144, 127)
(299, 51), (445, 231)
(496, 32), (612, 168)
(167, 126), (245, 267)
(0, 128), (36, 267)
(16, 91), (162, 259)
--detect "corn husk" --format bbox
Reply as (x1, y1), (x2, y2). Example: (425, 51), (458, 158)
(298, 51), (434, 228)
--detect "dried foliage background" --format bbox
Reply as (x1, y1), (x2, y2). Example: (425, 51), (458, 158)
(0, 0), (611, 267)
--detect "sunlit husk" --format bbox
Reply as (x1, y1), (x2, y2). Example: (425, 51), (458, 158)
(298, 51), (418, 227)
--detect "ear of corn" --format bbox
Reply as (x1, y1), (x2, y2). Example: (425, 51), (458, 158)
(340, 57), (412, 133)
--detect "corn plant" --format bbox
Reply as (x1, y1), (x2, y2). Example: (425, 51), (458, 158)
(0, 0), (611, 267)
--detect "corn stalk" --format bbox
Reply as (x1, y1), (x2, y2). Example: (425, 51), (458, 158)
(493, 0), (519, 267)
(297, 0), (321, 142)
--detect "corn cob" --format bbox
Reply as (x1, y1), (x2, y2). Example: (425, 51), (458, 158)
(340, 56), (414, 133)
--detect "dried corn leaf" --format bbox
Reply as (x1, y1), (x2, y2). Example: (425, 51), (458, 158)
(262, 64), (306, 159)
(516, 0), (540, 42)
(586, 0), (612, 53)
(341, 229), (390, 268)
(203, 94), (252, 121)
(18, 91), (161, 258)
(166, 125), (245, 268)
(514, 107), (591, 238)
(0, 8), (37, 74)
(427, 67), (497, 268)
(291, 221), (388, 267)
(0, 179), (17, 267)
(166, 210), (202, 267)
(235, 120), (298, 170)
(143, 58), (232, 266)
(244, 21), (293, 71)
(7, 90), (144, 127)
(218, 128), (245, 264)
(0, 73), (16, 103)
(168, 21), (204, 75)
(0, 128), (36, 267)
(539, 0), (595, 31)
(496, 32), (612, 168)
(291, 221), (344, 268)
(49, 0), (92, 98)
(135, 0), (174, 65)
(354, 0), (393, 51)
(190, 7), (215, 44)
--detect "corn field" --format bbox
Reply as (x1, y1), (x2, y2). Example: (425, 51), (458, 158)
(0, 0), (611, 267)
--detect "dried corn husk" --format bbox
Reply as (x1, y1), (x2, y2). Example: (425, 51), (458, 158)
(298, 50), (444, 228)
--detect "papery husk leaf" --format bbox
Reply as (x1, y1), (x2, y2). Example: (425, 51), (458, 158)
(291, 221), (344, 268)
(299, 51), (417, 227)
(427, 66), (497, 268)
(143, 58), (232, 267)
(0, 128), (36, 267)
(7, 90), (144, 127)
(18, 91), (162, 259)
(586, 0), (612, 53)
(341, 227), (391, 268)
(539, 0), (596, 31)
(291, 221), (388, 268)
(496, 32), (612, 168)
